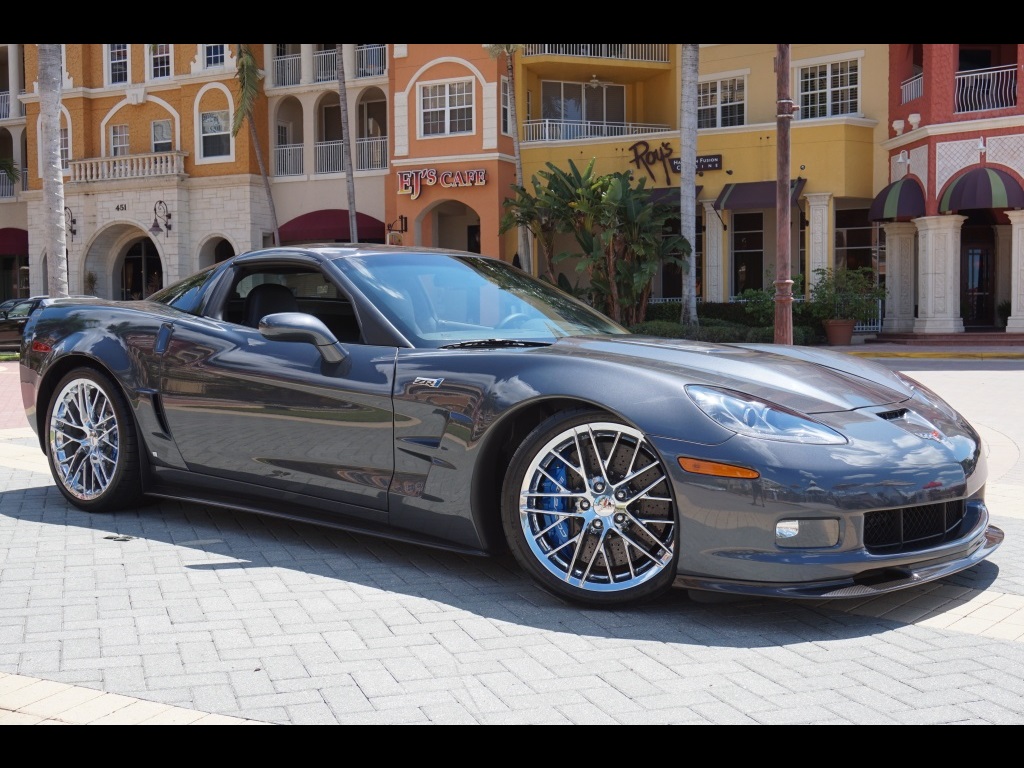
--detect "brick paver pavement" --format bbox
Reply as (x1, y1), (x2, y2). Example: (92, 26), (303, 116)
(2, 348), (1023, 725)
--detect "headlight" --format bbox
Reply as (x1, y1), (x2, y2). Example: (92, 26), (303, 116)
(686, 385), (847, 445)
(893, 372), (959, 420)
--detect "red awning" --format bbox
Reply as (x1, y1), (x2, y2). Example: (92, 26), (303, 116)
(714, 177), (807, 210)
(0, 228), (28, 254)
(279, 209), (385, 244)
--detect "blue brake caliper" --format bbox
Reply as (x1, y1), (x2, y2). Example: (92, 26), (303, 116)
(539, 460), (571, 548)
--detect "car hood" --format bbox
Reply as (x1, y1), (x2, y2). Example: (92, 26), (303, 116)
(548, 336), (914, 415)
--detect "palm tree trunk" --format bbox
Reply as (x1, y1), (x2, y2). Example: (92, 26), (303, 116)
(336, 45), (359, 242)
(39, 44), (69, 297)
(248, 118), (280, 246)
(678, 44), (699, 325)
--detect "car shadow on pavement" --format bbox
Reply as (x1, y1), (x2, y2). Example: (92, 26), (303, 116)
(0, 485), (1011, 651)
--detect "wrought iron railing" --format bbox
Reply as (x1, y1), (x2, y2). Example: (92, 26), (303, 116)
(523, 119), (670, 142)
(523, 44), (669, 63)
(954, 64), (1017, 113)
(900, 73), (923, 105)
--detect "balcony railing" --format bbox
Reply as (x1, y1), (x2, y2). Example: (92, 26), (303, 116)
(355, 136), (387, 170)
(954, 64), (1017, 113)
(0, 172), (13, 199)
(315, 140), (346, 174)
(0, 91), (8, 120)
(313, 136), (389, 174)
(275, 144), (304, 176)
(901, 73), (923, 105)
(523, 44), (669, 63)
(356, 45), (386, 77)
(523, 119), (671, 142)
(274, 53), (301, 87)
(314, 48), (337, 83)
(69, 151), (187, 182)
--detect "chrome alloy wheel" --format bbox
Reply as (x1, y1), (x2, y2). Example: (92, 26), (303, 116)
(518, 421), (676, 593)
(49, 377), (121, 501)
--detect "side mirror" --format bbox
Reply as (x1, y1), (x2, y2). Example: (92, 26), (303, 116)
(258, 311), (348, 364)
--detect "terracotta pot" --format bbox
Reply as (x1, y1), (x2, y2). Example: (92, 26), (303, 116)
(823, 318), (856, 346)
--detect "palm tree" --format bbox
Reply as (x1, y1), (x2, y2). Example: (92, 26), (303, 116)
(0, 158), (19, 188)
(678, 44), (700, 325)
(335, 45), (358, 242)
(233, 45), (280, 247)
(486, 44), (531, 273)
(39, 43), (68, 297)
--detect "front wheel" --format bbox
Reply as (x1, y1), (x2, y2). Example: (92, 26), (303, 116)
(501, 410), (679, 607)
(45, 367), (143, 512)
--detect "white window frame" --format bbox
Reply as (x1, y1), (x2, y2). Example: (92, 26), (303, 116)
(697, 74), (746, 129)
(59, 126), (69, 171)
(152, 119), (172, 152)
(204, 44), (225, 69)
(107, 44), (129, 86)
(148, 44), (172, 81)
(419, 79), (474, 138)
(200, 109), (231, 160)
(796, 54), (861, 120)
(110, 124), (129, 156)
(501, 77), (510, 136)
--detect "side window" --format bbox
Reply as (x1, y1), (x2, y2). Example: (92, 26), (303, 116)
(228, 269), (362, 344)
(152, 119), (172, 152)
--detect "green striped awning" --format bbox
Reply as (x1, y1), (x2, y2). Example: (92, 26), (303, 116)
(869, 178), (925, 222)
(939, 167), (1024, 212)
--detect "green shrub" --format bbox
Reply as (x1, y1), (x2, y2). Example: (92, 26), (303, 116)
(644, 301), (684, 322)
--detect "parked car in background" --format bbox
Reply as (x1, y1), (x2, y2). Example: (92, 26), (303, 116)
(0, 298), (21, 314)
(1, 295), (95, 350)
(17, 245), (1004, 607)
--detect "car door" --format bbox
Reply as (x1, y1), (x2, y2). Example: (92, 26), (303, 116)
(156, 295), (397, 521)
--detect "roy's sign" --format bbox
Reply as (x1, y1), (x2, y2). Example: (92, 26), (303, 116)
(396, 168), (488, 201)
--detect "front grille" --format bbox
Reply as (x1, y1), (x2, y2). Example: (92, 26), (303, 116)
(863, 499), (967, 554)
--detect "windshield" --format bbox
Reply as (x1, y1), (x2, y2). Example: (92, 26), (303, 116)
(335, 252), (628, 347)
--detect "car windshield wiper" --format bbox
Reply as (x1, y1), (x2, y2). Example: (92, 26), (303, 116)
(438, 339), (552, 349)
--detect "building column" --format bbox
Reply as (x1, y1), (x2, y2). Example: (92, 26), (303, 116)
(804, 192), (832, 280)
(263, 45), (275, 88)
(913, 214), (966, 333)
(9, 45), (24, 117)
(880, 222), (916, 332)
(702, 201), (725, 302)
(1004, 210), (1024, 332)
(300, 45), (314, 85)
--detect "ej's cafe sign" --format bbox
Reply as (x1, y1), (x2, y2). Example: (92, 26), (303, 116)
(396, 168), (487, 201)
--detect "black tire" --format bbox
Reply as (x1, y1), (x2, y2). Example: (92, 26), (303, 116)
(501, 409), (679, 607)
(44, 367), (144, 512)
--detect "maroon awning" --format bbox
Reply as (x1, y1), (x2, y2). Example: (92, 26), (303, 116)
(0, 228), (28, 254)
(869, 177), (926, 221)
(279, 209), (385, 244)
(939, 167), (1024, 212)
(650, 185), (703, 207)
(714, 177), (806, 210)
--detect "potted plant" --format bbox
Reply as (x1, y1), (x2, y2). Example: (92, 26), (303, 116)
(807, 266), (887, 346)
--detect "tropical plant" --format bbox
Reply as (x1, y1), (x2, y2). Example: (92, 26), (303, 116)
(542, 158), (688, 326)
(335, 44), (358, 242)
(38, 43), (68, 297)
(500, 174), (560, 284)
(233, 44), (280, 247)
(0, 158), (19, 187)
(486, 44), (530, 272)
(807, 266), (887, 324)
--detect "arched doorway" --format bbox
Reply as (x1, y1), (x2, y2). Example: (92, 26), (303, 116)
(118, 238), (163, 300)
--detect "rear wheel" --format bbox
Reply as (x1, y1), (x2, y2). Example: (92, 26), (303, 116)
(501, 410), (679, 607)
(45, 367), (143, 512)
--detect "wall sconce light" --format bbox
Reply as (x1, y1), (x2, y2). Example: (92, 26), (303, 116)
(387, 214), (408, 234)
(148, 200), (172, 237)
(977, 137), (987, 155)
(64, 206), (76, 243)
(895, 150), (910, 165)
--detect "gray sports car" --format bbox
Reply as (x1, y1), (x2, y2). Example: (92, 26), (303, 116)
(18, 245), (1003, 607)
